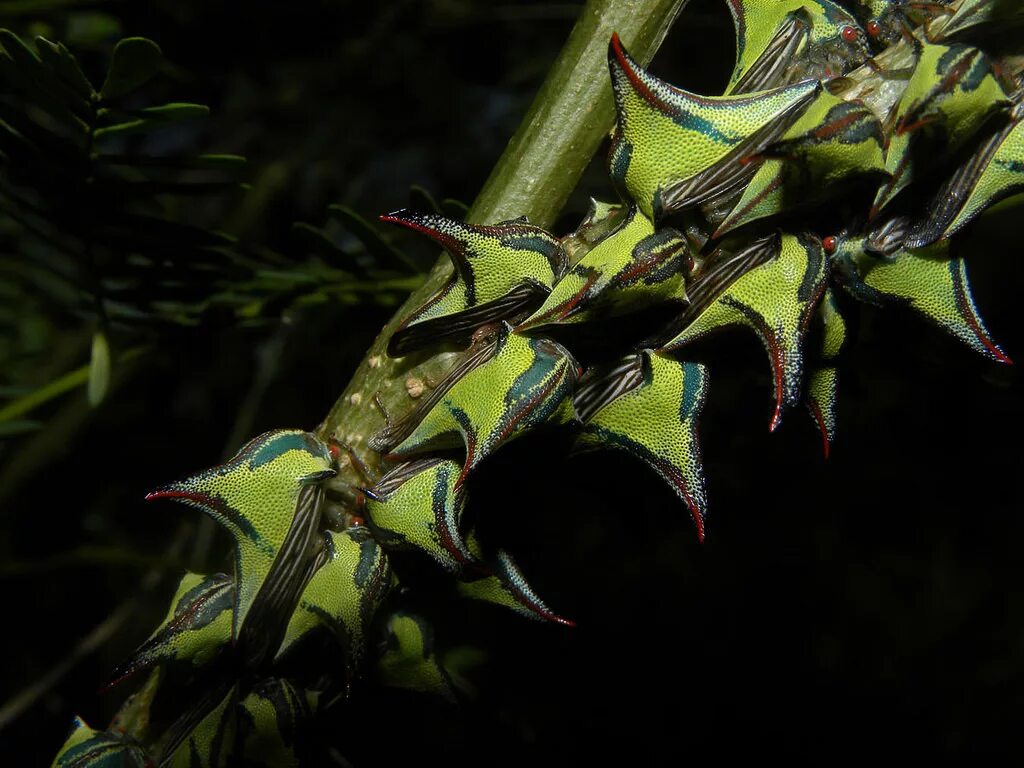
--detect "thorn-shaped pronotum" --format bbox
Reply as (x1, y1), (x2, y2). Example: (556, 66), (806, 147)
(803, 288), (847, 459)
(715, 90), (887, 237)
(380, 209), (567, 355)
(661, 232), (828, 432)
(828, 221), (1011, 363)
(107, 572), (233, 690)
(373, 324), (578, 486)
(871, 38), (1011, 217)
(519, 205), (688, 330)
(276, 526), (393, 677)
(908, 104), (1024, 246)
(607, 32), (820, 221)
(52, 717), (150, 768)
(574, 351), (710, 541)
(145, 430), (336, 649)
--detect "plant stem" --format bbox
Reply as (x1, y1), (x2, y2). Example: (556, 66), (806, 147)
(319, 0), (687, 486)
(468, 0), (688, 228)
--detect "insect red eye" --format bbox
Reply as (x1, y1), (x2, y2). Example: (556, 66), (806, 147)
(841, 25), (859, 43)
(823, 236), (838, 255)
(866, 20), (882, 38)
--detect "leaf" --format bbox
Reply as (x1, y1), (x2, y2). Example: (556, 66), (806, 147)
(0, 362), (88, 423)
(0, 96), (80, 161)
(87, 330), (110, 406)
(0, 31), (90, 128)
(137, 102), (210, 120)
(0, 419), (41, 437)
(408, 184), (441, 214)
(97, 178), (244, 196)
(98, 153), (247, 171)
(95, 212), (237, 249)
(0, 0), (103, 14)
(99, 37), (162, 101)
(0, 117), (45, 164)
(290, 221), (362, 272)
(65, 11), (123, 45)
(0, 29), (44, 80)
(441, 198), (470, 218)
(33, 37), (94, 101)
(328, 204), (420, 272)
(94, 103), (210, 139)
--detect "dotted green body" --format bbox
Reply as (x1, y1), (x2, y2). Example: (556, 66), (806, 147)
(52, 717), (150, 768)
(384, 210), (567, 354)
(456, 549), (571, 625)
(717, 91), (886, 235)
(148, 430), (335, 639)
(170, 687), (236, 768)
(661, 232), (828, 430)
(576, 351), (709, 540)
(520, 206), (687, 329)
(234, 679), (314, 768)
(836, 235), (1008, 361)
(945, 116), (1024, 238)
(365, 458), (482, 573)
(608, 35), (819, 220)
(804, 289), (847, 455)
(874, 41), (1010, 214)
(114, 572), (233, 684)
(387, 326), (578, 482)
(365, 458), (568, 623)
(171, 680), (314, 768)
(277, 527), (392, 671)
(377, 612), (457, 700)
(817, 285), (847, 361)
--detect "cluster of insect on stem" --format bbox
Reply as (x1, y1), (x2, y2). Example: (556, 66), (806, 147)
(53, 1), (1023, 765)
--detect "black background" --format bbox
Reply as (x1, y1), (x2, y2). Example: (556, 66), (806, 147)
(1, 0), (1021, 763)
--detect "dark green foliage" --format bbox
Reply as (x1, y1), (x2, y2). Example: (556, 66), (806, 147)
(0, 27), (426, 435)
(0, 29), (246, 327)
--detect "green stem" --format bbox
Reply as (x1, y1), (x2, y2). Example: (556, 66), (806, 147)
(468, 0), (688, 228)
(319, 0), (687, 485)
(0, 346), (145, 423)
